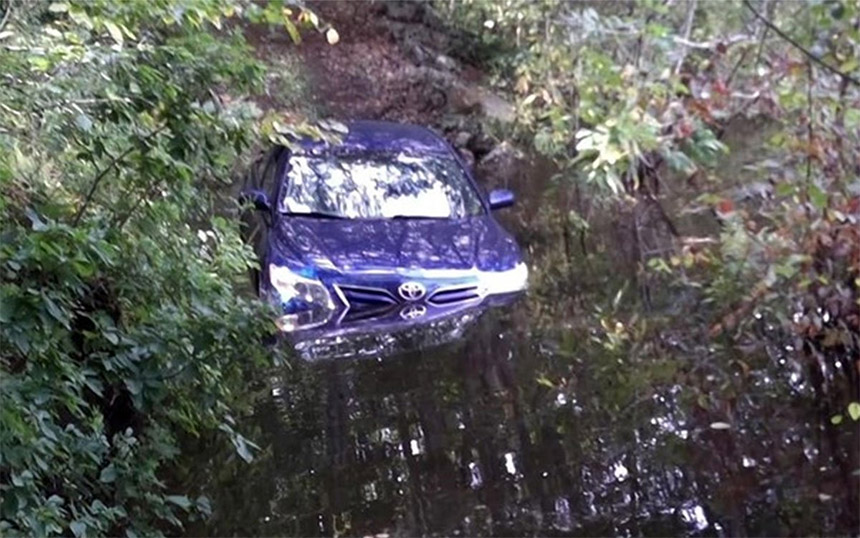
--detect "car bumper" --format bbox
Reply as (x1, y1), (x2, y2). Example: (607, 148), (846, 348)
(285, 291), (522, 361)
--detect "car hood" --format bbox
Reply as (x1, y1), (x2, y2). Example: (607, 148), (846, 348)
(271, 215), (520, 272)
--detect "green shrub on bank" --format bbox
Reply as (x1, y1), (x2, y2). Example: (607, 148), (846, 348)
(0, 1), (321, 534)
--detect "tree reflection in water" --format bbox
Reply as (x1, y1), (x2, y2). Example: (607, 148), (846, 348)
(281, 152), (483, 219)
(181, 298), (858, 537)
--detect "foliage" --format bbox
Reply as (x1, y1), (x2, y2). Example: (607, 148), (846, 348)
(442, 0), (859, 501)
(0, 0), (330, 535)
(444, 0), (859, 378)
(2, 0), (858, 534)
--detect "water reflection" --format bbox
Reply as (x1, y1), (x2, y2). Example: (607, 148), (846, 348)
(287, 294), (519, 361)
(281, 152), (483, 219)
(184, 298), (857, 537)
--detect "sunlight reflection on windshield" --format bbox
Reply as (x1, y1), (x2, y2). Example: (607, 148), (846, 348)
(281, 152), (482, 218)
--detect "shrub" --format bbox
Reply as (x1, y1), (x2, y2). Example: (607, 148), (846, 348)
(0, 0), (322, 534)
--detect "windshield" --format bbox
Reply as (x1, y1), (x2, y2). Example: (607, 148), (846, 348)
(279, 152), (484, 219)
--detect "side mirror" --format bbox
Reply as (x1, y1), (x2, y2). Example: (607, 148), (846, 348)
(488, 189), (515, 210)
(239, 190), (270, 211)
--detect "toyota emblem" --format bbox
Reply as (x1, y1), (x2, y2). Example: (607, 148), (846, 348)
(398, 281), (426, 302)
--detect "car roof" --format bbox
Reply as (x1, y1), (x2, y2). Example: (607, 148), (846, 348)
(296, 120), (451, 155)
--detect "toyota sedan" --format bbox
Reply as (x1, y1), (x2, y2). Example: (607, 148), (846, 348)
(240, 120), (527, 333)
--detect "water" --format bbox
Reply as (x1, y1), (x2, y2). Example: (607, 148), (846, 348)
(183, 144), (857, 536)
(182, 293), (858, 536)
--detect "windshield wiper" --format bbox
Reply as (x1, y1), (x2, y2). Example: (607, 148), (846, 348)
(283, 211), (347, 219)
(390, 215), (449, 220)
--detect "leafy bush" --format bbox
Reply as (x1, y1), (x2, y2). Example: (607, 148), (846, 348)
(0, 0), (329, 534)
(441, 0), (859, 444)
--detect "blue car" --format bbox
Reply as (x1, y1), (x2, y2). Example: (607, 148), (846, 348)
(240, 120), (527, 333)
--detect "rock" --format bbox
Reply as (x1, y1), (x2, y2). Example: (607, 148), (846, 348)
(408, 43), (427, 65)
(475, 141), (526, 189)
(439, 114), (468, 133)
(447, 83), (482, 115)
(452, 130), (472, 148)
(446, 83), (516, 123)
(456, 147), (476, 171)
(434, 54), (458, 71)
(479, 92), (516, 123)
(468, 131), (496, 157)
(382, 1), (427, 22)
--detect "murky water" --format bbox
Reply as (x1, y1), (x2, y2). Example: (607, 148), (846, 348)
(183, 140), (857, 536)
(181, 290), (858, 536)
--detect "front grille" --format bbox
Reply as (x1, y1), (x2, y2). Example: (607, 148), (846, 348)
(428, 285), (480, 305)
(341, 304), (396, 323)
(336, 284), (398, 309)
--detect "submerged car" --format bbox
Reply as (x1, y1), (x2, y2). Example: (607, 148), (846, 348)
(291, 292), (522, 361)
(240, 120), (527, 333)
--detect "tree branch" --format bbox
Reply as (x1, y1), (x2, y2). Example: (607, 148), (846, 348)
(111, 179), (163, 231)
(0, 1), (12, 33)
(72, 125), (167, 227)
(806, 60), (814, 189)
(674, 0), (698, 74)
(743, 0), (860, 87)
(751, 0), (772, 67)
(726, 47), (750, 86)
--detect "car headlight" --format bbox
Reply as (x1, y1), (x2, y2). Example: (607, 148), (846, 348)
(269, 264), (335, 331)
(477, 262), (529, 295)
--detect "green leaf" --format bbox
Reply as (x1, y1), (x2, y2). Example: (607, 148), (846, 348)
(232, 434), (257, 463)
(195, 496), (212, 517)
(845, 108), (860, 129)
(125, 378), (142, 396)
(70, 520), (87, 538)
(28, 56), (51, 72)
(808, 184), (827, 209)
(0, 298), (13, 323)
(536, 375), (555, 388)
(283, 17), (301, 45)
(99, 465), (116, 483)
(104, 20), (123, 45)
(48, 2), (69, 13)
(120, 23), (136, 40)
(43, 295), (70, 329)
(839, 58), (858, 73)
(68, 8), (93, 29)
(831, 414), (844, 425)
(72, 259), (95, 278)
(75, 113), (93, 132)
(774, 182), (795, 197)
(83, 375), (103, 397)
(848, 402), (860, 421)
(26, 208), (47, 231)
(165, 495), (192, 510)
